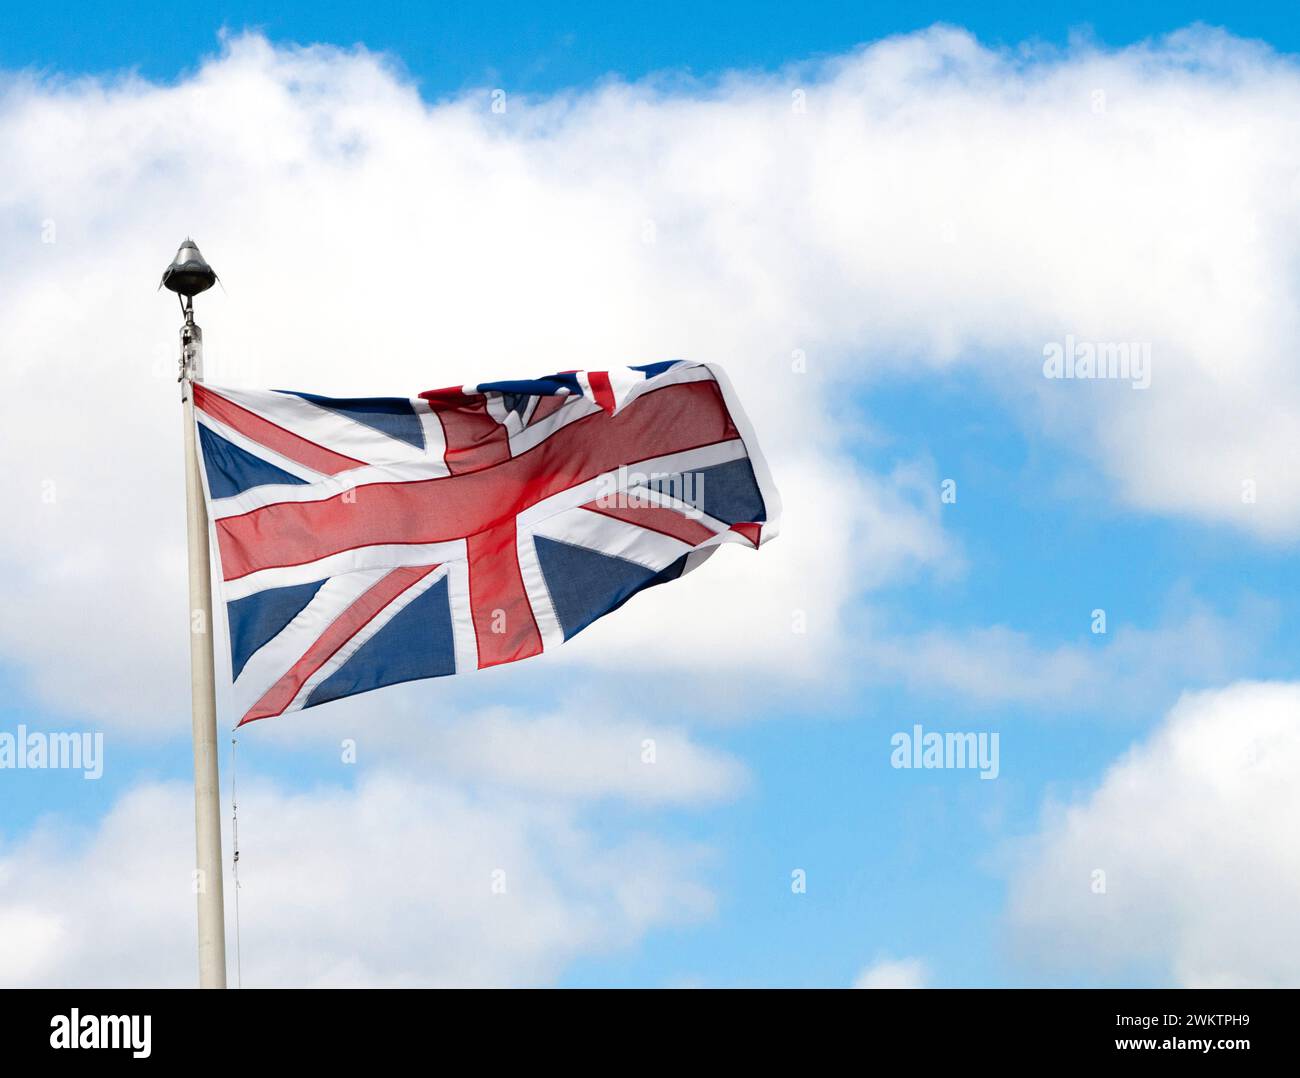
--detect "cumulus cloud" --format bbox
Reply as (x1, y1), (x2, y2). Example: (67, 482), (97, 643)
(250, 698), (750, 806)
(1006, 681), (1300, 986)
(4, 27), (1296, 725)
(0, 772), (716, 987)
(0, 34), (956, 726)
(853, 956), (928, 988)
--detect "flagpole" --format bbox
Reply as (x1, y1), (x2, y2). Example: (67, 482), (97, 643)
(165, 239), (228, 989)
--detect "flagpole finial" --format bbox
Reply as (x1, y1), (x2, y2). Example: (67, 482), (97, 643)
(161, 237), (218, 299)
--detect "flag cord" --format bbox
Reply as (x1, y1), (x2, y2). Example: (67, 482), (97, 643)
(230, 735), (244, 989)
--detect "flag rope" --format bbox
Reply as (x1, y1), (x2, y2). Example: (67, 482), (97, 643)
(230, 735), (244, 989)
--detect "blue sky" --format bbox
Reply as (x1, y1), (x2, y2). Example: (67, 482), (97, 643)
(4, 1), (1298, 92)
(2, 3), (1300, 988)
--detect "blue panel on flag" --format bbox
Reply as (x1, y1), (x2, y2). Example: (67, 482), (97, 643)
(629, 360), (681, 378)
(286, 390), (426, 450)
(653, 458), (766, 524)
(305, 575), (456, 708)
(198, 422), (309, 498)
(500, 392), (530, 416)
(477, 378), (571, 397)
(486, 372), (585, 397)
(228, 578), (326, 680)
(534, 537), (686, 641)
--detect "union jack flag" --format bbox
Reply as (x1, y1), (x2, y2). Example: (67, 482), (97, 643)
(194, 360), (780, 726)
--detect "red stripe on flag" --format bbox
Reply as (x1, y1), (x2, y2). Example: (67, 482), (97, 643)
(587, 370), (617, 414)
(419, 386), (471, 405)
(729, 522), (762, 547)
(466, 521), (543, 668)
(580, 500), (716, 547)
(216, 380), (740, 581)
(527, 393), (568, 427)
(194, 384), (366, 477)
(430, 394), (511, 475)
(239, 564), (440, 725)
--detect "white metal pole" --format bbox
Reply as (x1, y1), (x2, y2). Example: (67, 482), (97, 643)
(180, 302), (228, 988)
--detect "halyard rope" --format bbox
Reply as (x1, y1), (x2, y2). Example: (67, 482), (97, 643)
(230, 735), (243, 989)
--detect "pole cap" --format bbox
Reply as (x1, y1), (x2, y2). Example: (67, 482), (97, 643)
(160, 237), (218, 297)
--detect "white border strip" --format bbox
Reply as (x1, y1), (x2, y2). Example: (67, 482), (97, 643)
(697, 362), (782, 543)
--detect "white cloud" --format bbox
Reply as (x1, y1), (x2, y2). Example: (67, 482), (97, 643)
(1006, 681), (1300, 986)
(412, 709), (747, 804)
(252, 700), (750, 806)
(853, 956), (928, 988)
(867, 598), (1274, 712)
(1, 25), (1296, 730)
(0, 34), (955, 725)
(0, 772), (715, 987)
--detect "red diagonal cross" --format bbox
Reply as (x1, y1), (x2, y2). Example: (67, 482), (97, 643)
(214, 379), (738, 669)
